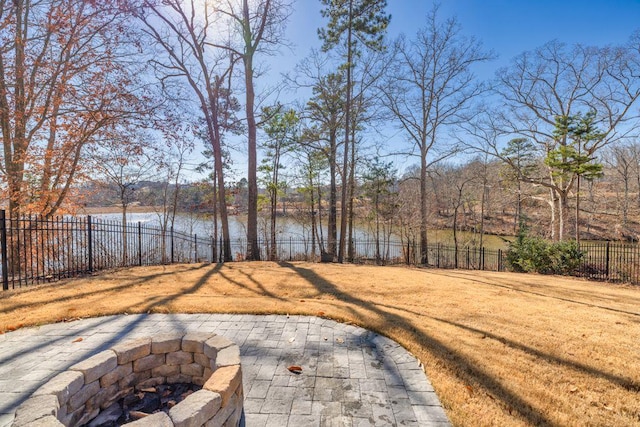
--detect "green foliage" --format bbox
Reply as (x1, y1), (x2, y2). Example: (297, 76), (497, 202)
(545, 111), (605, 181)
(318, 0), (391, 53)
(501, 137), (538, 177)
(506, 224), (583, 275)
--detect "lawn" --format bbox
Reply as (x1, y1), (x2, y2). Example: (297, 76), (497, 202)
(0, 262), (638, 426)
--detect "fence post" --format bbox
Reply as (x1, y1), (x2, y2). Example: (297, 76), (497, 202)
(289, 237), (292, 261)
(605, 241), (610, 279)
(138, 222), (142, 266)
(406, 239), (410, 265)
(481, 247), (485, 270)
(170, 226), (174, 264)
(1, 210), (8, 291)
(194, 234), (198, 262)
(87, 215), (93, 273)
(211, 237), (214, 264)
(219, 236), (223, 263)
(466, 246), (470, 269)
(498, 249), (502, 271)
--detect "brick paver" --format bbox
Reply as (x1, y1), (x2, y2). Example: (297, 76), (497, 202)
(0, 314), (450, 426)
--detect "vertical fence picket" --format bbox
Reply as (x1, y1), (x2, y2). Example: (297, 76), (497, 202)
(1, 210), (8, 291)
(170, 226), (174, 264)
(138, 222), (142, 266)
(87, 216), (93, 272)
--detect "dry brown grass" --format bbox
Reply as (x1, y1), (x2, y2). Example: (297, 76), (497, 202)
(1, 262), (639, 427)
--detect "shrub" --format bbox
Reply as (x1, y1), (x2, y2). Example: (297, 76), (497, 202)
(506, 227), (583, 275)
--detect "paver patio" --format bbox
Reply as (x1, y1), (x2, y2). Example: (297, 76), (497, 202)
(0, 314), (450, 426)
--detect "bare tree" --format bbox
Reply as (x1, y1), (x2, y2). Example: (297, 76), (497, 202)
(89, 136), (155, 266)
(152, 135), (193, 263)
(493, 39), (640, 240)
(215, 0), (292, 261)
(136, 0), (238, 261)
(605, 142), (640, 226)
(382, 5), (493, 263)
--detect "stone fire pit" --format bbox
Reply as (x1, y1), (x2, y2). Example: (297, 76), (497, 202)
(11, 333), (244, 427)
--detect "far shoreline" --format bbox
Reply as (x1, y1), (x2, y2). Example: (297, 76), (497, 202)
(77, 206), (213, 215)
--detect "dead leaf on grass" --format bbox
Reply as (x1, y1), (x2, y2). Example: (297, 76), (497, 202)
(465, 385), (473, 394)
(569, 386), (578, 393)
(287, 365), (303, 374)
(317, 311), (325, 316)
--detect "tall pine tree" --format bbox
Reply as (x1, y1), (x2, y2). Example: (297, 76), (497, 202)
(318, 0), (390, 262)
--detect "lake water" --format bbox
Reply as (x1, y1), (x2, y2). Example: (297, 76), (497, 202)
(86, 212), (512, 250)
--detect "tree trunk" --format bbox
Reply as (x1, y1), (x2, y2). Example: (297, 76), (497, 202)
(420, 145), (429, 264)
(479, 182), (486, 263)
(375, 192), (380, 263)
(317, 185), (325, 252)
(122, 204), (128, 267)
(243, 1), (260, 261)
(212, 172), (218, 262)
(309, 170), (317, 258)
(575, 174), (581, 244)
(347, 124), (356, 262)
(207, 92), (231, 262)
(328, 130), (337, 259)
(270, 186), (277, 260)
(514, 180), (521, 233)
(559, 190), (569, 241)
(338, 1), (353, 263)
(549, 188), (557, 241)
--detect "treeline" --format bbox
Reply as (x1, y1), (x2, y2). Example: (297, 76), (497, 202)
(1, 1), (640, 264)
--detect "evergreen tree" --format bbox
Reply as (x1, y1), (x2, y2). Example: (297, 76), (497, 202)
(318, 0), (390, 262)
(260, 105), (299, 260)
(546, 111), (604, 242)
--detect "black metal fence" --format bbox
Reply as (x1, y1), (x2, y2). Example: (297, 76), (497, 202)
(1, 210), (639, 290)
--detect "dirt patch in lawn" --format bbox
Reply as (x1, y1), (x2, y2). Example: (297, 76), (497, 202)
(1, 262), (639, 427)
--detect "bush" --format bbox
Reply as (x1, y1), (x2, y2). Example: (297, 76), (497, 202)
(506, 227), (583, 275)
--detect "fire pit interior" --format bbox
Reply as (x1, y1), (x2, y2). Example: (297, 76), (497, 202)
(11, 333), (244, 427)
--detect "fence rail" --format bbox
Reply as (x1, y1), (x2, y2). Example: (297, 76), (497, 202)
(1, 210), (639, 290)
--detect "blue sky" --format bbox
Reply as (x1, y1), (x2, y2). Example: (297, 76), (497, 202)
(280, 0), (640, 80)
(190, 1), (640, 180)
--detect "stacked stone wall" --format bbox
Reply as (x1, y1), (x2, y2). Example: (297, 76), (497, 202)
(11, 333), (243, 427)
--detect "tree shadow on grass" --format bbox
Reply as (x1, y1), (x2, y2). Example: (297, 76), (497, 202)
(130, 263), (225, 313)
(432, 317), (640, 393)
(422, 270), (640, 317)
(278, 261), (557, 426)
(0, 264), (222, 366)
(216, 267), (286, 301)
(372, 299), (640, 393)
(0, 264), (207, 316)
